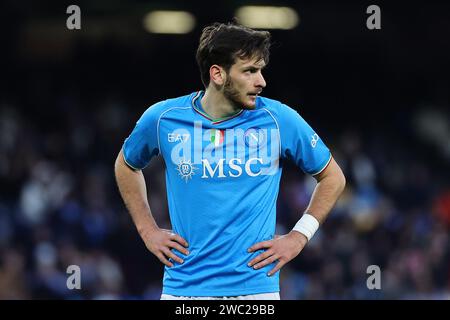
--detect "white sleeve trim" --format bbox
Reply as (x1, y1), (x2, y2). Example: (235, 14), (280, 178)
(121, 148), (142, 171)
(311, 153), (332, 176)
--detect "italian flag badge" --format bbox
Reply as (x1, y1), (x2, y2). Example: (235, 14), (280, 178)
(211, 129), (224, 147)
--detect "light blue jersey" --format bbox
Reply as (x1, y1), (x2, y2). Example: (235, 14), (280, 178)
(122, 91), (331, 296)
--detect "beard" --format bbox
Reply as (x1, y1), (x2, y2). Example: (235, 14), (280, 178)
(223, 76), (256, 110)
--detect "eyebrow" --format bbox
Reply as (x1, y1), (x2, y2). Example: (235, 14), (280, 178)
(242, 64), (266, 70)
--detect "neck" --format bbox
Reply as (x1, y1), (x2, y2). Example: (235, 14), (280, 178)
(200, 88), (240, 120)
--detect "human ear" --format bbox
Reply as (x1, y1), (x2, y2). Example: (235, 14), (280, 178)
(209, 65), (225, 86)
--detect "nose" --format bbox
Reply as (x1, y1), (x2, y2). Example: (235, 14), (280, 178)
(255, 71), (266, 88)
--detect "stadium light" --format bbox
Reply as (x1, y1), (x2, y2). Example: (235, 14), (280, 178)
(143, 10), (196, 34)
(235, 6), (299, 30)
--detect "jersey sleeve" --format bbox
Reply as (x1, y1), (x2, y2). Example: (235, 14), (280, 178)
(122, 101), (166, 170)
(277, 103), (332, 175)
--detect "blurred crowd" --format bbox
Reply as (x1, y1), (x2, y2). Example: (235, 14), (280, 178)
(0, 93), (449, 300)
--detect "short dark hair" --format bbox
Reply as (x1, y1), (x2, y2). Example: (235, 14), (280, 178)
(196, 21), (271, 87)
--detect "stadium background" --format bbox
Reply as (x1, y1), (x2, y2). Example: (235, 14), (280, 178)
(0, 0), (449, 299)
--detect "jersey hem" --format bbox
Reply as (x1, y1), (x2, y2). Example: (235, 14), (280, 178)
(162, 286), (279, 297)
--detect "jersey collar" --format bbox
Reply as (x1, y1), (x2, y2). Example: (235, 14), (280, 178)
(191, 91), (244, 125)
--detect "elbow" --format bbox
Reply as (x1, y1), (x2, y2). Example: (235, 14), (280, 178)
(331, 158), (346, 195)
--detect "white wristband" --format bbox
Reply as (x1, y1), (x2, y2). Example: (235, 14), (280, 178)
(292, 213), (320, 242)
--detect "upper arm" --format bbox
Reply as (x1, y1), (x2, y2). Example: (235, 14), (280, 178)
(115, 148), (139, 172)
(277, 104), (331, 175)
(122, 101), (166, 170)
(313, 157), (346, 187)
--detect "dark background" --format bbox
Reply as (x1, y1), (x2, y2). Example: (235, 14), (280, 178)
(0, 0), (449, 299)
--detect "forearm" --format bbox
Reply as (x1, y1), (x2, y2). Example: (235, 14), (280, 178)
(305, 158), (346, 224)
(250, 159), (345, 273)
(114, 150), (158, 235)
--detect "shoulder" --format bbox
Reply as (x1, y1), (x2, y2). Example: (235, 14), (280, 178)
(139, 92), (196, 123)
(255, 96), (302, 123)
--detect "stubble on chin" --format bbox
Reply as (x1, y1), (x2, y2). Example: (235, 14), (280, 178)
(223, 78), (255, 110)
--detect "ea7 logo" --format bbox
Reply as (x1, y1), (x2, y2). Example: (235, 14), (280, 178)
(168, 133), (190, 143)
(311, 133), (319, 148)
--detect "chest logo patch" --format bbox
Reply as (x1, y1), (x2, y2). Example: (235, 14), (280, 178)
(244, 127), (266, 148)
(176, 158), (197, 182)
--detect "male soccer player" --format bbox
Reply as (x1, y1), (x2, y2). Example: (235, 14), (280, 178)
(114, 22), (346, 300)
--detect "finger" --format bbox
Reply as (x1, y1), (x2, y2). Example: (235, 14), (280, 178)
(168, 241), (190, 256)
(162, 247), (184, 264)
(156, 252), (174, 268)
(267, 261), (284, 277)
(254, 254), (279, 270)
(248, 250), (273, 267)
(170, 233), (189, 247)
(248, 240), (272, 252)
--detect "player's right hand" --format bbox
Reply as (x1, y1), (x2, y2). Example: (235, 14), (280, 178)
(140, 227), (189, 267)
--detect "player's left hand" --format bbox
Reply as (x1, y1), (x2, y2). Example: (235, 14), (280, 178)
(247, 231), (308, 276)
